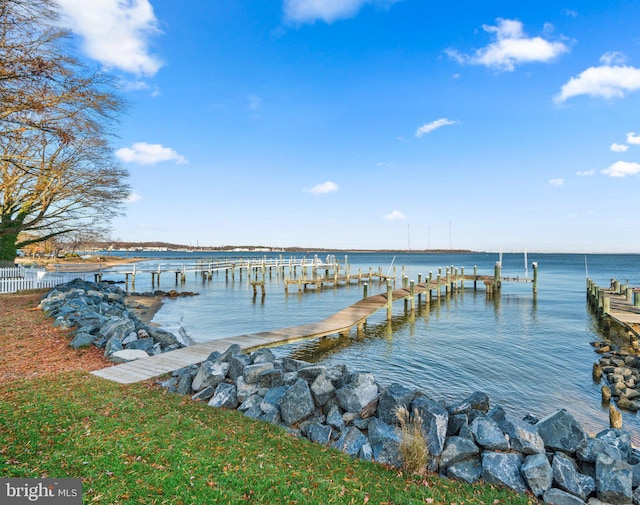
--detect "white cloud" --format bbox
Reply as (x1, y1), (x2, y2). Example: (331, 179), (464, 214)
(610, 143), (629, 152)
(555, 58), (640, 102)
(576, 169), (595, 176)
(384, 210), (406, 221)
(57, 0), (163, 76)
(115, 142), (187, 165)
(600, 52), (627, 66)
(415, 118), (457, 137)
(126, 193), (143, 203)
(549, 178), (564, 186)
(602, 161), (640, 177)
(446, 18), (569, 72)
(247, 95), (262, 112)
(305, 181), (339, 194)
(283, 0), (398, 24)
(627, 132), (640, 145)
(563, 9), (578, 18)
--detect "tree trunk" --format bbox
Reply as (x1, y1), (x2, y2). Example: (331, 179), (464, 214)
(0, 228), (19, 264)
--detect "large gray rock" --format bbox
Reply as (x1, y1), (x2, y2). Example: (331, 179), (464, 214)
(243, 363), (274, 384)
(235, 376), (260, 403)
(103, 337), (123, 356)
(367, 418), (403, 467)
(257, 369), (284, 389)
(451, 391), (490, 414)
(596, 430), (632, 463)
(377, 383), (416, 425)
(326, 405), (345, 432)
(260, 386), (289, 415)
(70, 332), (98, 349)
(192, 361), (229, 391)
(447, 456), (482, 483)
(310, 374), (336, 406)
(146, 326), (179, 347)
(208, 383), (238, 409)
(238, 394), (262, 413)
(537, 409), (587, 454)
(98, 317), (135, 341)
(251, 348), (275, 364)
(490, 407), (544, 454)
(552, 452), (596, 501)
(577, 437), (623, 464)
(470, 416), (509, 450)
(226, 355), (250, 381)
(281, 357), (311, 372)
(279, 378), (315, 426)
(595, 454), (633, 504)
(481, 452), (527, 494)
(124, 337), (154, 351)
(543, 488), (587, 505)
(332, 427), (369, 458)
(306, 422), (332, 445)
(439, 436), (480, 469)
(521, 453), (553, 497)
(109, 349), (149, 363)
(412, 396), (449, 457)
(335, 373), (378, 413)
(297, 365), (328, 382)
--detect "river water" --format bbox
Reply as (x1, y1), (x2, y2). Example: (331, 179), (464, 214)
(101, 251), (640, 439)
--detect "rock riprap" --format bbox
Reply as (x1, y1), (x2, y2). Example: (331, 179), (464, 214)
(39, 279), (190, 360)
(163, 344), (640, 504)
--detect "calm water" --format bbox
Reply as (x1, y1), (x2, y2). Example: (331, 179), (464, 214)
(102, 251), (640, 440)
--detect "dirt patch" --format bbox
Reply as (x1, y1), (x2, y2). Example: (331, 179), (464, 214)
(126, 295), (165, 325)
(0, 290), (108, 384)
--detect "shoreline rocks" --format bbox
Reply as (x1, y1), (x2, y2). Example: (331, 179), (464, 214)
(39, 279), (190, 361)
(163, 344), (640, 504)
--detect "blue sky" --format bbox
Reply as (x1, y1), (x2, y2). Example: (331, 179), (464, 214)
(56, 0), (640, 252)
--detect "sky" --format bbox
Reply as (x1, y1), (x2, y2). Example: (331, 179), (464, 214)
(54, 0), (640, 253)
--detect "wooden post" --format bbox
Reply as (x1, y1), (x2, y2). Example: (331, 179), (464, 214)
(532, 262), (538, 295)
(460, 267), (464, 289)
(603, 295), (611, 315)
(627, 287), (633, 303)
(410, 280), (415, 312)
(493, 262), (501, 292)
(363, 283), (368, 299)
(635, 290), (640, 308)
(386, 280), (393, 319)
(473, 265), (477, 290)
(436, 273), (441, 299)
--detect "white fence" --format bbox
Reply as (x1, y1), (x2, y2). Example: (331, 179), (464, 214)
(0, 267), (93, 294)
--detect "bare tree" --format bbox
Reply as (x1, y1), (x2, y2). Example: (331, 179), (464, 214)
(0, 0), (130, 265)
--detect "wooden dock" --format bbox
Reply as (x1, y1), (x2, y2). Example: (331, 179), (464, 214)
(92, 264), (538, 384)
(587, 278), (640, 336)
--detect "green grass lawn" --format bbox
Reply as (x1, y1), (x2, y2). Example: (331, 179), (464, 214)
(0, 372), (536, 504)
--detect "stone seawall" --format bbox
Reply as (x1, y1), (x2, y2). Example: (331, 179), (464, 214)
(164, 345), (640, 505)
(39, 279), (190, 363)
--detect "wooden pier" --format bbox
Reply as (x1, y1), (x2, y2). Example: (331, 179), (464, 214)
(92, 263), (538, 384)
(587, 278), (640, 336)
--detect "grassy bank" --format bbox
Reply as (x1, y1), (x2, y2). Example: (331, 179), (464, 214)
(0, 292), (535, 504)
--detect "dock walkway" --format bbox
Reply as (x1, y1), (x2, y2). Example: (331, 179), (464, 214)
(587, 278), (640, 335)
(92, 266), (538, 384)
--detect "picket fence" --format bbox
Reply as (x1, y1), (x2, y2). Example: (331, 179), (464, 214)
(0, 266), (93, 294)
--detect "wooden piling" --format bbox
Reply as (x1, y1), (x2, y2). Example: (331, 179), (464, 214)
(386, 280), (393, 319)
